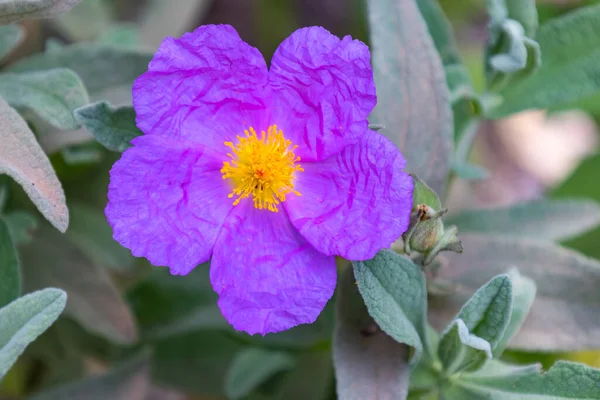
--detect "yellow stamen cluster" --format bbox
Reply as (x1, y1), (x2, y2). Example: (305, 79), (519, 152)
(221, 125), (303, 212)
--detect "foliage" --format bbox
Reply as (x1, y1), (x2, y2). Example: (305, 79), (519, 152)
(1, 0), (600, 399)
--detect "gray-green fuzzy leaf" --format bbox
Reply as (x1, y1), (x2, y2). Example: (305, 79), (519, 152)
(452, 360), (600, 399)
(333, 265), (410, 400)
(28, 351), (150, 400)
(490, 4), (600, 117)
(0, 288), (66, 379)
(74, 101), (142, 152)
(450, 275), (512, 352)
(225, 348), (295, 400)
(438, 319), (491, 374)
(367, 0), (452, 194)
(9, 42), (152, 98)
(353, 249), (427, 363)
(493, 269), (536, 357)
(0, 24), (23, 61)
(0, 97), (68, 232)
(0, 0), (81, 23)
(487, 0), (538, 37)
(0, 68), (89, 130)
(428, 234), (600, 351)
(21, 225), (138, 344)
(445, 199), (600, 241)
(0, 218), (20, 308)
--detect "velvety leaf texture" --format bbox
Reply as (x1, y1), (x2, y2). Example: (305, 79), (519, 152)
(9, 42), (152, 97)
(0, 97), (68, 232)
(454, 360), (600, 399)
(0, 0), (81, 23)
(0, 68), (89, 130)
(490, 4), (600, 116)
(74, 101), (142, 152)
(0, 288), (66, 379)
(493, 269), (536, 357)
(438, 319), (492, 374)
(353, 249), (427, 363)
(367, 0), (452, 194)
(452, 275), (512, 352)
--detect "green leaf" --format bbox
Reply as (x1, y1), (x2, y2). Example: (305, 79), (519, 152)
(225, 348), (295, 400)
(0, 218), (20, 308)
(2, 211), (38, 245)
(487, 0), (538, 38)
(0, 68), (89, 130)
(445, 274), (512, 353)
(490, 4), (600, 117)
(0, 0), (81, 23)
(417, 0), (461, 66)
(28, 351), (150, 400)
(486, 21), (541, 92)
(21, 225), (138, 344)
(438, 319), (491, 374)
(428, 234), (600, 351)
(66, 202), (135, 273)
(411, 174), (442, 210)
(493, 269), (536, 357)
(445, 199), (600, 241)
(0, 96), (68, 232)
(74, 101), (142, 152)
(0, 288), (66, 380)
(333, 265), (410, 400)
(152, 331), (244, 398)
(0, 25), (23, 61)
(274, 351), (332, 400)
(450, 360), (600, 399)
(367, 0), (453, 194)
(9, 42), (152, 98)
(353, 249), (427, 363)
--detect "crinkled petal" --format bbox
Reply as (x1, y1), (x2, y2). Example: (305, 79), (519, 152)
(133, 24), (270, 149)
(210, 202), (336, 335)
(268, 26), (376, 161)
(106, 135), (232, 275)
(285, 131), (413, 260)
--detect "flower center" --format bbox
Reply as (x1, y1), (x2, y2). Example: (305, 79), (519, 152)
(221, 125), (303, 212)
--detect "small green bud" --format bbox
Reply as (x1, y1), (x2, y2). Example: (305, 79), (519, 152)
(408, 206), (447, 253)
(401, 175), (463, 266)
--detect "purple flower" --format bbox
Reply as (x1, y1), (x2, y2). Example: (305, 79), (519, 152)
(106, 25), (413, 335)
